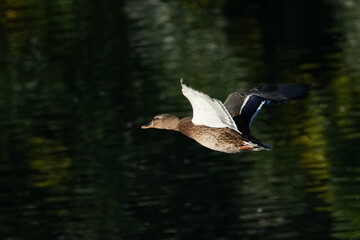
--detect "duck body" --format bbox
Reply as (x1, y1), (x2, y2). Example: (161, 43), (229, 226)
(141, 79), (308, 153)
(177, 117), (268, 153)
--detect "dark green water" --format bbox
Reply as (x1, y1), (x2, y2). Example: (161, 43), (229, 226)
(0, 0), (359, 239)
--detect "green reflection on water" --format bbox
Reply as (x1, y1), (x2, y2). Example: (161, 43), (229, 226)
(28, 137), (71, 188)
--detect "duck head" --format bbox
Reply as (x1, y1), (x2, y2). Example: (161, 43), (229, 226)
(141, 114), (180, 130)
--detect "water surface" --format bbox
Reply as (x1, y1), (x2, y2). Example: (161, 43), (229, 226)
(0, 0), (359, 239)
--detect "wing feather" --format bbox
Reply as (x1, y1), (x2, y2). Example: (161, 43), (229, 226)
(180, 79), (239, 133)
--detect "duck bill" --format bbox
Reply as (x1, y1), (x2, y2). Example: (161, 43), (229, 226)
(141, 122), (154, 129)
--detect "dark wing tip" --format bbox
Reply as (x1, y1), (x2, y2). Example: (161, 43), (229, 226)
(277, 84), (309, 100)
(248, 84), (309, 104)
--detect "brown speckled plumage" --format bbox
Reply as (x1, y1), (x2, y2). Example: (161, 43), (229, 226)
(177, 117), (260, 153)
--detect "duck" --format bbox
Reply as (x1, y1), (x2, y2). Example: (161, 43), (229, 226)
(141, 79), (308, 153)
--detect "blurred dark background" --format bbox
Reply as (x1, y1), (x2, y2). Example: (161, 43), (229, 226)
(0, 0), (359, 239)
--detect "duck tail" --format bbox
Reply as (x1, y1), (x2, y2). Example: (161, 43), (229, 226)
(260, 142), (273, 150)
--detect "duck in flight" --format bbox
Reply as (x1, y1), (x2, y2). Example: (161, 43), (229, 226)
(142, 79), (308, 153)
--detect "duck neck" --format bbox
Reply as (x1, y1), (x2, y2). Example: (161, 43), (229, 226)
(166, 116), (180, 131)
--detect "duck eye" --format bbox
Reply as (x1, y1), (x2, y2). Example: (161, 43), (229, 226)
(153, 117), (160, 121)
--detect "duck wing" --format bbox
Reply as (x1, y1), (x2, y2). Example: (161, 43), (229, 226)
(181, 79), (240, 133)
(224, 84), (308, 135)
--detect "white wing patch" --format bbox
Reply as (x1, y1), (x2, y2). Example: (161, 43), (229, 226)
(239, 95), (250, 115)
(180, 79), (240, 133)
